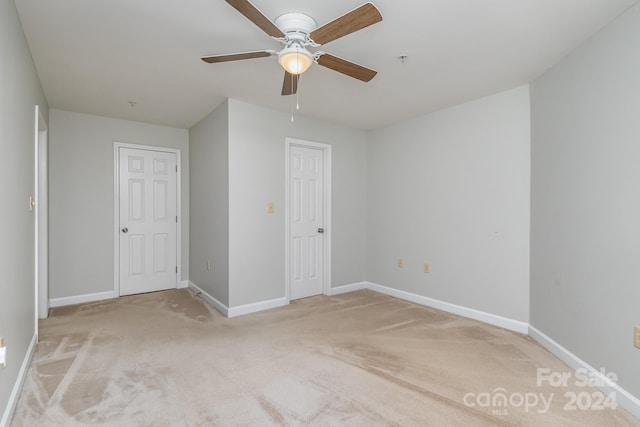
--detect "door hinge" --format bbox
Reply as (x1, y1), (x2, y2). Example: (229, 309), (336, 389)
(176, 266), (178, 274)
(176, 165), (178, 173)
(176, 215), (178, 223)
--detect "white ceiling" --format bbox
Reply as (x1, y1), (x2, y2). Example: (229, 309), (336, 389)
(14, 0), (637, 130)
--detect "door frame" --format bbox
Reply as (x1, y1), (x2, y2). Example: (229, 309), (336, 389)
(113, 142), (182, 297)
(34, 105), (48, 329)
(284, 138), (332, 302)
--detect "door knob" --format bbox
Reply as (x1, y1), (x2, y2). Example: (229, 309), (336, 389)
(122, 227), (128, 233)
(317, 228), (324, 234)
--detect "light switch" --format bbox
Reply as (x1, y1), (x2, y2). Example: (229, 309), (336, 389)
(267, 202), (275, 214)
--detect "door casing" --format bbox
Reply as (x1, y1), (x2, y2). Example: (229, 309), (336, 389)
(35, 105), (49, 327)
(285, 138), (332, 302)
(113, 142), (182, 297)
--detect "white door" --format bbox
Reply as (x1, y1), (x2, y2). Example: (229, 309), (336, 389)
(289, 145), (325, 300)
(119, 147), (177, 296)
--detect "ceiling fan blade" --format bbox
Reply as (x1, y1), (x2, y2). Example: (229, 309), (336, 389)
(310, 2), (382, 45)
(225, 0), (285, 38)
(317, 53), (377, 82)
(201, 50), (272, 63)
(281, 72), (299, 96)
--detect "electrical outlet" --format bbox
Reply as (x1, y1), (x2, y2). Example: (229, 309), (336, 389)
(397, 259), (403, 268)
(267, 202), (275, 214)
(206, 260), (211, 271)
(0, 337), (6, 368)
(634, 326), (640, 349)
(423, 262), (430, 273)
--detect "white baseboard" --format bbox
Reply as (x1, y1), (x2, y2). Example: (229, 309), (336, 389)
(187, 281), (288, 318)
(187, 281), (229, 316)
(365, 282), (529, 334)
(1, 334), (37, 427)
(228, 297), (288, 318)
(50, 282), (189, 308)
(328, 282), (367, 296)
(529, 326), (640, 420)
(49, 290), (114, 308)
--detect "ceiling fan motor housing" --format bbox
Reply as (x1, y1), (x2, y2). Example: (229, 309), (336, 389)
(275, 13), (318, 43)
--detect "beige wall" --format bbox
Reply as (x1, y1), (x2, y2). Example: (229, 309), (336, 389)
(227, 100), (368, 307)
(189, 101), (230, 306)
(366, 86), (531, 322)
(530, 4), (640, 398)
(49, 110), (189, 299)
(0, 0), (49, 422)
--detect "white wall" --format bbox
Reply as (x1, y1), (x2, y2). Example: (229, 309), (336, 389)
(530, 4), (640, 398)
(0, 0), (48, 422)
(189, 101), (230, 305)
(366, 86), (531, 322)
(227, 99), (368, 307)
(49, 110), (189, 299)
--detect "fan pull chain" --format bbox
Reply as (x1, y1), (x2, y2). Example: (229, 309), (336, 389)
(295, 50), (301, 110)
(296, 74), (300, 110)
(290, 73), (295, 123)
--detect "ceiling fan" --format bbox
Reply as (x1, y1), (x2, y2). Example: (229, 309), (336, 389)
(202, 0), (383, 96)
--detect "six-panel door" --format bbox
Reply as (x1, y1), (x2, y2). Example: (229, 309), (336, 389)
(290, 145), (324, 300)
(119, 147), (177, 296)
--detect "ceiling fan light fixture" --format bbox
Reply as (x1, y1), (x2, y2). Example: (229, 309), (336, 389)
(278, 46), (313, 75)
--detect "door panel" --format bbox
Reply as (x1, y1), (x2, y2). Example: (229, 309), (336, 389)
(129, 180), (145, 220)
(119, 147), (177, 296)
(154, 233), (168, 273)
(154, 180), (168, 220)
(290, 145), (324, 300)
(129, 235), (145, 276)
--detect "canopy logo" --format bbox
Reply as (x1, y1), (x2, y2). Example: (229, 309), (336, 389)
(463, 388), (553, 415)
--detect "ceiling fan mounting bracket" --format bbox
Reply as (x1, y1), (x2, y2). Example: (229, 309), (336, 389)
(312, 51), (325, 64)
(274, 12), (323, 49)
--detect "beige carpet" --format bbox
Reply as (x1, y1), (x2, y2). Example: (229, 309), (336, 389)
(11, 289), (639, 426)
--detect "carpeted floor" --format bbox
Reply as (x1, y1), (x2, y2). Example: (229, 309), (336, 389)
(11, 289), (639, 426)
